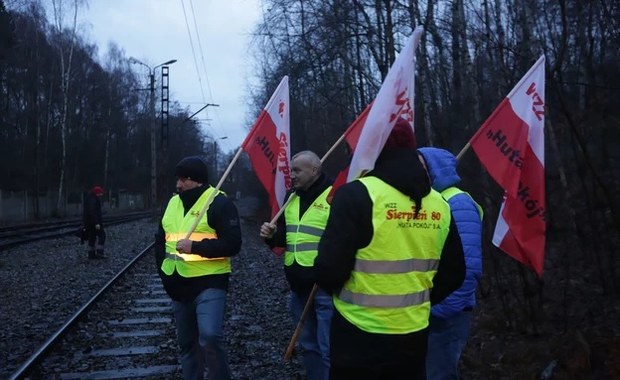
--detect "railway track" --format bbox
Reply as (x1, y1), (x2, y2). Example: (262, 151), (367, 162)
(0, 211), (154, 251)
(9, 243), (181, 380)
(1, 214), (305, 380)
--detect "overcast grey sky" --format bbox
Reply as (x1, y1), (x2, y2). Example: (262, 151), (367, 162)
(78, 0), (262, 152)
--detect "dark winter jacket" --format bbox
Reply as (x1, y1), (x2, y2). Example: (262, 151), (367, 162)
(314, 147), (465, 370)
(154, 185), (242, 302)
(83, 192), (102, 227)
(418, 147), (483, 319)
(265, 173), (332, 296)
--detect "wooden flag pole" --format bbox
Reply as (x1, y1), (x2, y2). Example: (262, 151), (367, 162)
(455, 141), (471, 161)
(283, 284), (318, 361)
(321, 133), (347, 163)
(184, 147), (245, 238)
(269, 130), (348, 224)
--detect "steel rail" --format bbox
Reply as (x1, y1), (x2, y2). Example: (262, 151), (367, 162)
(8, 242), (156, 380)
(0, 211), (152, 233)
(0, 212), (152, 251)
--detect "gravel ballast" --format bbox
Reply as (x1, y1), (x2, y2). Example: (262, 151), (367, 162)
(0, 212), (306, 379)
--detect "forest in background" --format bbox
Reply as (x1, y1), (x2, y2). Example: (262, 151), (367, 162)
(246, 1), (619, 378)
(1, 0), (619, 377)
(0, 0), (260, 215)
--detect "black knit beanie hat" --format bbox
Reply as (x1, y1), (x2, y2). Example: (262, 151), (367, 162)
(175, 156), (209, 184)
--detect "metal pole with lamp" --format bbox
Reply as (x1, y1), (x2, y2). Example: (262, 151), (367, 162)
(129, 57), (177, 210)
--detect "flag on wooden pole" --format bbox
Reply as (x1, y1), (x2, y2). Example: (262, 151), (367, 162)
(327, 27), (423, 203)
(346, 27), (423, 182)
(469, 55), (546, 276)
(241, 76), (292, 218)
(328, 103), (371, 196)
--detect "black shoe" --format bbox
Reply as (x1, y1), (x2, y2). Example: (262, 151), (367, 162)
(88, 251), (97, 259)
(96, 250), (107, 259)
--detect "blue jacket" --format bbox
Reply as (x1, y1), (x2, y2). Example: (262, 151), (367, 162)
(418, 147), (483, 319)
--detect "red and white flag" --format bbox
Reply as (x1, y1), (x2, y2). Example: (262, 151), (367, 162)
(241, 76), (292, 219)
(343, 102), (372, 152)
(470, 55), (546, 276)
(329, 103), (372, 196)
(346, 27), (422, 181)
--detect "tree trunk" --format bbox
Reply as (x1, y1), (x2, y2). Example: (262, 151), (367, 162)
(52, 0), (79, 214)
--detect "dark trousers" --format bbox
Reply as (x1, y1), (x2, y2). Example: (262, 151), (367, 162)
(329, 311), (428, 380)
(87, 226), (106, 248)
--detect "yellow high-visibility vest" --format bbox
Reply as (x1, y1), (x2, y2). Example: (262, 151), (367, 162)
(161, 187), (231, 277)
(284, 187), (331, 267)
(334, 176), (451, 334)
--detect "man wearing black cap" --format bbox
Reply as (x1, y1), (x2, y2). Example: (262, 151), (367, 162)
(314, 119), (466, 379)
(155, 156), (242, 380)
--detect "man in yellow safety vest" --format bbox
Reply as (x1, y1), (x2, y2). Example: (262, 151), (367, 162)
(260, 150), (333, 380)
(155, 156), (242, 380)
(315, 119), (465, 379)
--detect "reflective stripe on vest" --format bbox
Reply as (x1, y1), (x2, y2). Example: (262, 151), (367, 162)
(354, 257), (440, 273)
(338, 288), (430, 308)
(284, 187), (331, 267)
(334, 176), (451, 334)
(160, 187), (231, 277)
(164, 231), (217, 261)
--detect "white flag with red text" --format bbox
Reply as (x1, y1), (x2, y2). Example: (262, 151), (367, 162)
(241, 76), (292, 219)
(470, 55), (546, 276)
(346, 26), (423, 182)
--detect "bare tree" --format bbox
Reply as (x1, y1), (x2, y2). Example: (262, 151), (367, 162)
(51, 0), (80, 214)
